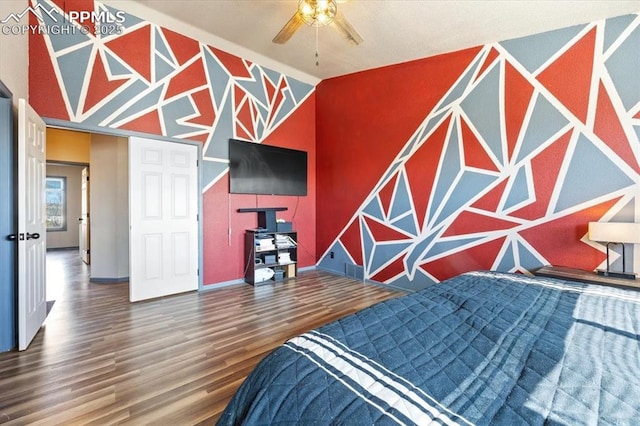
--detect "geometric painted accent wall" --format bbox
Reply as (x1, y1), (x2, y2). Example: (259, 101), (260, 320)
(28, 0), (316, 285)
(318, 14), (640, 291)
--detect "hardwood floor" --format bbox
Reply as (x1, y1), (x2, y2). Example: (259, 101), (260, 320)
(0, 250), (402, 425)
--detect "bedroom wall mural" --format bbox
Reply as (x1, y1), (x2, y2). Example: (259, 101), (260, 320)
(317, 13), (640, 291)
(27, 0), (316, 285)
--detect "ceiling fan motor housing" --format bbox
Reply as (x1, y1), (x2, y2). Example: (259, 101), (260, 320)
(298, 0), (337, 27)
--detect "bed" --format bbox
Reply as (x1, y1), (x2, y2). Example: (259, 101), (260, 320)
(218, 271), (640, 425)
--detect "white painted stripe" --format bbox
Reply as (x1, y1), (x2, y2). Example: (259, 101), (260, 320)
(287, 333), (472, 426)
(308, 331), (473, 425)
(284, 344), (408, 425)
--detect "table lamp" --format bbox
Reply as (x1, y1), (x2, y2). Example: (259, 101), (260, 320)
(588, 222), (640, 280)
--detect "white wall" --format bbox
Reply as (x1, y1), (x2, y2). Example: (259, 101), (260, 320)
(90, 134), (129, 281)
(46, 164), (84, 249)
(0, 1), (28, 105)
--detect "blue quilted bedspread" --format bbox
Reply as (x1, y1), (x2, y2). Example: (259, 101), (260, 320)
(218, 271), (640, 425)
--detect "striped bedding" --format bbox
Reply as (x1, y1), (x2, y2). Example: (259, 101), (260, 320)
(218, 271), (640, 425)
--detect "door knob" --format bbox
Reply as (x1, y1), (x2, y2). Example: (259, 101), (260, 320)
(26, 232), (40, 240)
(6, 234), (17, 241)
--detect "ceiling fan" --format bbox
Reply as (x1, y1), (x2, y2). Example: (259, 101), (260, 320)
(273, 0), (364, 46)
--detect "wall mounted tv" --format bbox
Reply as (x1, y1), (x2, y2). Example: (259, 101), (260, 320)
(229, 138), (308, 196)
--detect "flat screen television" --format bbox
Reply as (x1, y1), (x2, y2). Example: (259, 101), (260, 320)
(229, 138), (307, 196)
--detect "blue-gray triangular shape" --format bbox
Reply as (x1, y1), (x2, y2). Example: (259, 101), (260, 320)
(361, 217), (375, 272)
(605, 24), (640, 111)
(272, 88), (296, 126)
(391, 214), (418, 237)
(516, 94), (570, 163)
(204, 91), (234, 161)
(48, 23), (91, 53)
(263, 68), (282, 88)
(503, 166), (530, 211)
(433, 171), (498, 227)
(500, 24), (586, 73)
(417, 111), (447, 146)
(425, 236), (484, 259)
(371, 242), (412, 273)
(612, 198), (636, 223)
(399, 131), (422, 159)
(57, 45), (94, 114)
(634, 126), (640, 145)
(363, 197), (385, 221)
(257, 103), (270, 123)
(236, 66), (268, 107)
(154, 28), (174, 64)
(83, 80), (149, 126)
(154, 55), (176, 82)
(200, 160), (228, 191)
(318, 242), (354, 275)
(203, 48), (231, 111)
(375, 164), (402, 193)
(405, 231), (439, 276)
(161, 97), (197, 137)
(104, 52), (132, 77)
(517, 241), (545, 271)
(287, 77), (314, 104)
(109, 85), (164, 125)
(389, 172), (412, 220)
(554, 133), (636, 213)
(603, 14), (637, 53)
(437, 54), (483, 109)
(460, 62), (503, 164)
(428, 118), (461, 221)
(256, 120), (265, 140)
(496, 241), (516, 272)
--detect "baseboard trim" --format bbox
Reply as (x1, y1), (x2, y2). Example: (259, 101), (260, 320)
(90, 277), (129, 284)
(200, 278), (246, 291)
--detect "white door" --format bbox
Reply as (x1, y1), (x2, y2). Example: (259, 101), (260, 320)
(17, 99), (47, 351)
(79, 167), (90, 264)
(129, 136), (199, 302)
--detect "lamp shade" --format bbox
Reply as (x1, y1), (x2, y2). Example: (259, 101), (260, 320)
(588, 222), (640, 244)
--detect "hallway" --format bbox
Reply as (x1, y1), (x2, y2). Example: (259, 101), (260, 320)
(46, 248), (94, 313)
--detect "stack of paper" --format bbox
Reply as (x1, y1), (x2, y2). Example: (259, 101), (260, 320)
(256, 238), (275, 251)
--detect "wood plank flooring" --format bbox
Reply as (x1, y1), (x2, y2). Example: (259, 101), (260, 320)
(0, 250), (402, 425)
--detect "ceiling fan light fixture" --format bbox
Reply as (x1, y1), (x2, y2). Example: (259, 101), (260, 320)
(298, 0), (337, 27)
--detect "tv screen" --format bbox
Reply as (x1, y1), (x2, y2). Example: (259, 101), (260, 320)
(229, 139), (307, 196)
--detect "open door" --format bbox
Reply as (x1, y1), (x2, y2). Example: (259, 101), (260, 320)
(79, 167), (90, 264)
(129, 136), (199, 302)
(17, 99), (47, 351)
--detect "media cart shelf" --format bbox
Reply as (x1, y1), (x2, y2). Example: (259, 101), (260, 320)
(244, 230), (297, 286)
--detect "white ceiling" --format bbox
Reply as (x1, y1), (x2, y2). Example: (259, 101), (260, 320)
(128, 0), (640, 82)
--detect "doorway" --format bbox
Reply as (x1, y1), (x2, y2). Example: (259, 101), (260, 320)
(44, 127), (202, 303)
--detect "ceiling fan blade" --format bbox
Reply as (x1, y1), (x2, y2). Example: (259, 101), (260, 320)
(330, 11), (363, 46)
(273, 11), (305, 44)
